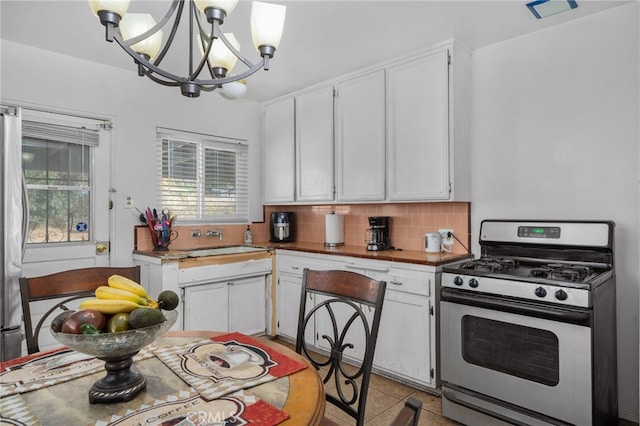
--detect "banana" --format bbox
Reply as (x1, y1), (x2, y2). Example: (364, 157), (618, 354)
(108, 275), (157, 307)
(95, 286), (148, 306)
(79, 298), (146, 314)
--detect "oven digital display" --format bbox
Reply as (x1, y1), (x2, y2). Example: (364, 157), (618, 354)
(518, 226), (561, 238)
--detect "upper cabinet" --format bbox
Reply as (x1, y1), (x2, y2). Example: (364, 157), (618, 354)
(263, 98), (295, 203)
(387, 51), (449, 200)
(295, 86), (335, 202)
(335, 70), (386, 202)
(262, 39), (471, 205)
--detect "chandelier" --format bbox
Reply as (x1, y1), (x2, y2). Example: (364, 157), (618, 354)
(88, 0), (286, 98)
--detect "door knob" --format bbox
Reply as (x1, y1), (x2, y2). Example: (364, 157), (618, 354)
(95, 242), (109, 254)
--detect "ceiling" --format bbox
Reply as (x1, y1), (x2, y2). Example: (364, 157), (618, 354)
(0, 0), (630, 102)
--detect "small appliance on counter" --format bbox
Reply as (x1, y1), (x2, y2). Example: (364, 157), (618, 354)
(365, 216), (391, 251)
(270, 212), (295, 243)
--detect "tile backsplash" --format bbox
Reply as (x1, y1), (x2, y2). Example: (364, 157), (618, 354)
(135, 202), (471, 254)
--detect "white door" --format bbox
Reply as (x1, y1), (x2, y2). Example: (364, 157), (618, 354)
(20, 108), (112, 277)
(263, 98), (295, 203)
(184, 283), (229, 331)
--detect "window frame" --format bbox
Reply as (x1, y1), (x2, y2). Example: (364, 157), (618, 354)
(156, 127), (249, 224)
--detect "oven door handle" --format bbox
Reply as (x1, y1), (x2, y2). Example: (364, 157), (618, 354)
(441, 288), (591, 325)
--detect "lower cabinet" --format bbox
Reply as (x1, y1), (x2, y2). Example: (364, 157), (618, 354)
(184, 275), (267, 335)
(134, 254), (271, 335)
(275, 250), (439, 390)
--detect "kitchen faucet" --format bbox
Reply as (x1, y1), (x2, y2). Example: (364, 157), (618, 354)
(206, 230), (223, 240)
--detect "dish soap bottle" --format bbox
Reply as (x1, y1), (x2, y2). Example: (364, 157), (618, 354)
(243, 225), (253, 245)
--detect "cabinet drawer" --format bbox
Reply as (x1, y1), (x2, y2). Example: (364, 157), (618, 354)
(344, 262), (432, 297)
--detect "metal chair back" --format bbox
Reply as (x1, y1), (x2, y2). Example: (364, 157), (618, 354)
(19, 266), (140, 353)
(295, 268), (386, 426)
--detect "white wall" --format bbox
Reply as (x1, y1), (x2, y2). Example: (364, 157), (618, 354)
(471, 3), (639, 421)
(0, 40), (263, 267)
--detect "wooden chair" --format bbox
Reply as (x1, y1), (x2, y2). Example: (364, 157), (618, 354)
(390, 396), (423, 426)
(296, 269), (386, 426)
(19, 266), (140, 353)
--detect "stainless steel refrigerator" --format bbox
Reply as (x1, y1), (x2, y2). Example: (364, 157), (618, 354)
(1, 105), (27, 362)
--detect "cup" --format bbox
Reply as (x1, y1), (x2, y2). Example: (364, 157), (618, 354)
(153, 229), (178, 251)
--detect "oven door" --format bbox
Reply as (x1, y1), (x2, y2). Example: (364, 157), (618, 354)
(440, 289), (592, 426)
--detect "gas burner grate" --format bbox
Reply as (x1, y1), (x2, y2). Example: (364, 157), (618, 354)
(529, 263), (593, 282)
(460, 258), (519, 273)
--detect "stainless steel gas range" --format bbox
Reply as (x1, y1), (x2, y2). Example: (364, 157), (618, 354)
(440, 220), (617, 426)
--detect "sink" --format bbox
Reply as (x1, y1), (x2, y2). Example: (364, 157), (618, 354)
(184, 246), (269, 258)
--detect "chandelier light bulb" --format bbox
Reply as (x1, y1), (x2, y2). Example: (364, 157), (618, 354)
(203, 33), (240, 75)
(89, 0), (130, 19)
(221, 79), (247, 100)
(251, 1), (286, 54)
(120, 14), (163, 60)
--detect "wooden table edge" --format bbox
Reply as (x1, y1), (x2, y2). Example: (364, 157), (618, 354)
(165, 330), (325, 425)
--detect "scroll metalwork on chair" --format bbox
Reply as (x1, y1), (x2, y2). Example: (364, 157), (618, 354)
(19, 266), (140, 354)
(295, 269), (386, 426)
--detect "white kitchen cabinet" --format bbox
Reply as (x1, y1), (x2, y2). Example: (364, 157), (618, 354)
(335, 70), (386, 202)
(263, 98), (295, 204)
(295, 85), (335, 202)
(184, 274), (267, 335)
(387, 44), (471, 201)
(275, 250), (439, 390)
(134, 254), (271, 334)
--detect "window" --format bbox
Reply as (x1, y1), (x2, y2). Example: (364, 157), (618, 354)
(22, 115), (100, 244)
(157, 128), (249, 223)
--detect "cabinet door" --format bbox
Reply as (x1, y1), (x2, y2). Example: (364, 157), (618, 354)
(296, 86), (335, 202)
(387, 50), (450, 200)
(184, 283), (229, 331)
(276, 274), (304, 340)
(375, 289), (432, 385)
(229, 276), (266, 335)
(264, 98), (295, 203)
(336, 71), (386, 202)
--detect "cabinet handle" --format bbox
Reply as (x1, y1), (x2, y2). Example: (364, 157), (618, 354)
(389, 280), (403, 286)
(227, 282), (234, 286)
(345, 264), (390, 273)
(291, 266), (300, 270)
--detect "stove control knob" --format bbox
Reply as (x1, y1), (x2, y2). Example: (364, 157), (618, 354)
(469, 278), (479, 288)
(453, 276), (464, 286)
(555, 289), (568, 301)
(535, 287), (547, 298)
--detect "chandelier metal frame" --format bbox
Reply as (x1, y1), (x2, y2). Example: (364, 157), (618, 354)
(95, 1), (277, 98)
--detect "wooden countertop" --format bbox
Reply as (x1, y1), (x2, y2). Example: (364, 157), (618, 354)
(134, 243), (472, 267)
(266, 242), (472, 266)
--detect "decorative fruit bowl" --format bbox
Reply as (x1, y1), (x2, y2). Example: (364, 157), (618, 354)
(51, 310), (178, 404)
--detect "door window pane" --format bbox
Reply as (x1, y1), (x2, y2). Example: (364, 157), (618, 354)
(22, 137), (92, 244)
(461, 315), (560, 386)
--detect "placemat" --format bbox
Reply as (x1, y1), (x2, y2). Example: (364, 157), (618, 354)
(0, 346), (156, 398)
(0, 394), (41, 426)
(95, 388), (289, 426)
(154, 332), (307, 401)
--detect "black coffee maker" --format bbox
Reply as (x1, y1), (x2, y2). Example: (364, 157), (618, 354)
(270, 212), (295, 243)
(365, 216), (391, 251)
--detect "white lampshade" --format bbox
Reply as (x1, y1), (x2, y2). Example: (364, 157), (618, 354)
(120, 14), (163, 60)
(89, 0), (130, 18)
(251, 1), (286, 51)
(221, 79), (247, 99)
(194, 0), (239, 16)
(201, 33), (240, 72)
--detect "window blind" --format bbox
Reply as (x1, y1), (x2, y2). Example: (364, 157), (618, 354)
(157, 128), (249, 223)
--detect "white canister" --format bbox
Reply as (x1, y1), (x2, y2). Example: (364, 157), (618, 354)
(425, 232), (442, 253)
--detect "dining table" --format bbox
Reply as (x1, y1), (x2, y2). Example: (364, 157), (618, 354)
(0, 330), (326, 425)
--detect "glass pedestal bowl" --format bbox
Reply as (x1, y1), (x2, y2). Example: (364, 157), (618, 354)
(51, 310), (178, 404)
